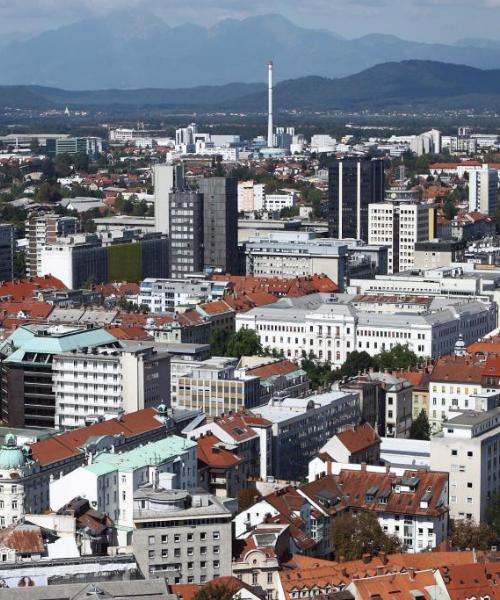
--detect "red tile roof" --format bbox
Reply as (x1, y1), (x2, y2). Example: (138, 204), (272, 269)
(0, 525), (44, 553)
(430, 355), (484, 384)
(212, 274), (338, 298)
(0, 276), (66, 301)
(336, 423), (380, 454)
(197, 434), (243, 469)
(200, 300), (234, 315)
(351, 570), (438, 600)
(246, 359), (302, 379)
(442, 563), (500, 600)
(31, 407), (164, 466)
(105, 325), (152, 340)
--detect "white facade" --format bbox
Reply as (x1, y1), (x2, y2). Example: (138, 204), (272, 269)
(153, 164), (184, 235)
(264, 193), (296, 212)
(469, 165), (498, 216)
(53, 345), (171, 430)
(138, 278), (229, 312)
(430, 407), (500, 523)
(238, 181), (265, 212)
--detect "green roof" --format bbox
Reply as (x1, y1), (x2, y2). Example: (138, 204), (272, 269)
(0, 325), (118, 364)
(84, 435), (197, 476)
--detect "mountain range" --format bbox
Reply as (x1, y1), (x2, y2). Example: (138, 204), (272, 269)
(2, 60), (500, 113)
(3, 12), (500, 89)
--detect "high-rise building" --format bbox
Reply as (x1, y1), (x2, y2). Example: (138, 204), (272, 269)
(169, 190), (204, 278)
(46, 136), (105, 158)
(328, 157), (385, 241)
(237, 180), (265, 212)
(198, 177), (238, 274)
(0, 223), (15, 281)
(153, 163), (184, 235)
(469, 164), (498, 216)
(25, 214), (79, 277)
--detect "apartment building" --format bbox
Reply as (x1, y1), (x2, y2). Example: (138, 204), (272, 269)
(244, 232), (348, 289)
(133, 488), (232, 583)
(52, 343), (171, 430)
(138, 278), (230, 312)
(320, 423), (381, 465)
(237, 181), (265, 212)
(469, 164), (498, 216)
(50, 435), (198, 545)
(169, 190), (204, 278)
(431, 407), (500, 523)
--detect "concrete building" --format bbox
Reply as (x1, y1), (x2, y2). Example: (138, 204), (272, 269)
(46, 136), (104, 158)
(264, 193), (296, 212)
(413, 239), (465, 269)
(328, 157), (385, 241)
(245, 232), (348, 290)
(53, 344), (171, 430)
(368, 199), (434, 273)
(238, 181), (265, 212)
(199, 177), (238, 274)
(138, 278), (230, 312)
(469, 165), (498, 216)
(431, 407), (500, 523)
(153, 163), (184, 235)
(0, 325), (120, 428)
(169, 190), (204, 278)
(253, 391), (360, 479)
(25, 213), (78, 277)
(50, 435), (198, 545)
(0, 224), (15, 282)
(133, 488), (232, 583)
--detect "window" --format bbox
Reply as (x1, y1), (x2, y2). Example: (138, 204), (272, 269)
(214, 546), (220, 554)
(187, 533), (193, 541)
(161, 535), (168, 543)
(213, 560), (220, 569)
(148, 550), (155, 559)
(467, 451), (473, 457)
(200, 546), (207, 555)
(201, 561), (206, 569)
(467, 482), (473, 488)
(213, 531), (220, 540)
(174, 549), (181, 558)
(268, 573), (273, 584)
(161, 549), (168, 558)
(174, 534), (181, 543)
(187, 547), (194, 556)
(200, 532), (207, 540)
(148, 536), (155, 545)
(451, 450), (458, 456)
(252, 573), (259, 585)
(188, 562), (194, 570)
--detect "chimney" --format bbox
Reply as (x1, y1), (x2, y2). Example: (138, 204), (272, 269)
(409, 567), (416, 582)
(327, 460), (332, 476)
(267, 61), (274, 148)
(362, 553), (371, 564)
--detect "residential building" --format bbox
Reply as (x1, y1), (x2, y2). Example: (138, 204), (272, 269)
(320, 423), (381, 465)
(0, 223), (15, 282)
(25, 213), (79, 277)
(153, 163), (184, 235)
(174, 360), (261, 416)
(413, 239), (465, 269)
(469, 164), (498, 216)
(431, 407), (500, 522)
(53, 343), (171, 430)
(451, 212), (496, 242)
(169, 190), (204, 278)
(238, 181), (265, 212)
(328, 157), (385, 241)
(199, 177), (238, 274)
(0, 325), (120, 428)
(133, 487), (232, 583)
(50, 435), (198, 545)
(138, 278), (230, 312)
(253, 391), (360, 479)
(244, 232), (348, 290)
(370, 372), (413, 438)
(197, 433), (243, 499)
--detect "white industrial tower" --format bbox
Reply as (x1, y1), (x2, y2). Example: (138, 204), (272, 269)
(267, 61), (274, 148)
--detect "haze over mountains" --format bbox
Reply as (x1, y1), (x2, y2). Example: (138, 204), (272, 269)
(3, 61), (500, 113)
(3, 11), (500, 89)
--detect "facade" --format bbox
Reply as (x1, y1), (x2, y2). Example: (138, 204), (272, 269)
(328, 157), (385, 241)
(0, 223), (15, 282)
(50, 435), (198, 545)
(368, 200), (434, 273)
(253, 391), (361, 479)
(26, 214), (79, 277)
(245, 232), (348, 290)
(138, 278), (229, 312)
(133, 488), (232, 583)
(430, 407), (500, 523)
(0, 325), (120, 428)
(53, 344), (171, 430)
(238, 181), (266, 212)
(46, 136), (104, 158)
(469, 165), (498, 216)
(264, 193), (296, 212)
(236, 294), (497, 367)
(153, 163), (184, 235)
(199, 177), (238, 274)
(320, 423), (381, 464)
(169, 190), (204, 278)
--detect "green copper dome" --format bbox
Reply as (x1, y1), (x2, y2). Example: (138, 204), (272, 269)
(0, 433), (26, 470)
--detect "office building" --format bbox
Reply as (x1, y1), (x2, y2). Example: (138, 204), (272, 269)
(469, 165), (498, 216)
(133, 488), (232, 583)
(0, 325), (120, 428)
(368, 198), (434, 273)
(431, 407), (500, 523)
(50, 435), (198, 545)
(244, 232), (348, 290)
(0, 223), (15, 281)
(26, 214), (79, 277)
(263, 192), (296, 212)
(198, 177), (238, 274)
(169, 190), (204, 278)
(153, 163), (184, 235)
(46, 136), (105, 158)
(328, 157), (385, 241)
(53, 344), (171, 430)
(410, 129), (442, 156)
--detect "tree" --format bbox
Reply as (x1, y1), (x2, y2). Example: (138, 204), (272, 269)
(409, 409), (430, 441)
(448, 520), (496, 550)
(193, 582), (235, 600)
(340, 351), (377, 378)
(210, 329), (228, 356)
(73, 152), (90, 172)
(34, 183), (62, 204)
(54, 153), (73, 178)
(376, 344), (420, 371)
(226, 328), (262, 359)
(331, 512), (403, 561)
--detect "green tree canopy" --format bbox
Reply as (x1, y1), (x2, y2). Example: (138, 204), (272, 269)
(331, 512), (403, 561)
(449, 520), (496, 550)
(409, 409), (430, 441)
(210, 329), (228, 357)
(226, 328), (263, 359)
(340, 351), (377, 378)
(376, 344), (420, 371)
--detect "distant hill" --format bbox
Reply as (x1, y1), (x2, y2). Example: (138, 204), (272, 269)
(2, 60), (500, 113)
(2, 11), (500, 89)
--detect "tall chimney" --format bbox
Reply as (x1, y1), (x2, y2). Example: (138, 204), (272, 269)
(267, 61), (274, 148)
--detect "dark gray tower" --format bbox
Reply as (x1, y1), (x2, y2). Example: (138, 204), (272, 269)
(168, 190), (204, 278)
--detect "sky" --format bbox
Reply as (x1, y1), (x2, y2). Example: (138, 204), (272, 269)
(1, 0), (500, 44)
